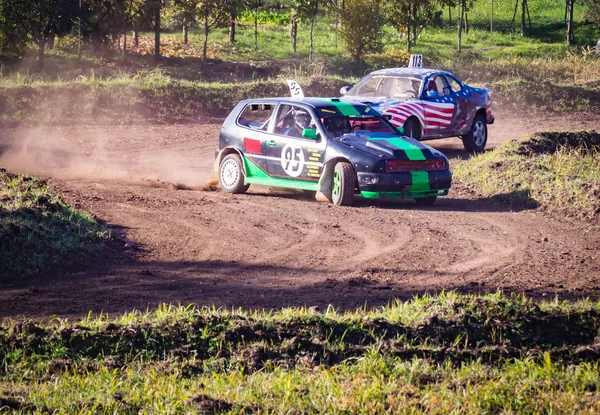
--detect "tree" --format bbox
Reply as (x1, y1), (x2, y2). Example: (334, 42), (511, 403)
(0, 0), (29, 57)
(511, 0), (531, 36)
(566, 0), (576, 44)
(290, 0), (332, 59)
(339, 0), (385, 61)
(582, 0), (600, 27)
(197, 0), (227, 69)
(223, 0), (251, 43)
(1, 0), (77, 69)
(172, 0), (197, 44)
(386, 0), (448, 52)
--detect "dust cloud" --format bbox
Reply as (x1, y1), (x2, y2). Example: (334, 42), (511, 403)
(0, 125), (216, 190)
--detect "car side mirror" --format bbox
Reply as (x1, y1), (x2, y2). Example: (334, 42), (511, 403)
(340, 86), (351, 95)
(426, 90), (439, 98)
(302, 129), (318, 139)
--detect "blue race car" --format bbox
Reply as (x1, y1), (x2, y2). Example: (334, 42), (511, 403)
(340, 67), (494, 153)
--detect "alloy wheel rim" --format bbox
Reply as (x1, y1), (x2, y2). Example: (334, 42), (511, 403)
(473, 121), (486, 146)
(221, 159), (239, 189)
(333, 171), (341, 198)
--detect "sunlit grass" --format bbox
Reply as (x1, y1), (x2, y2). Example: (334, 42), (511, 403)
(1, 292), (600, 413)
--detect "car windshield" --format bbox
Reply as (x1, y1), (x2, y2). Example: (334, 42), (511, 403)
(322, 116), (398, 138)
(346, 75), (422, 99)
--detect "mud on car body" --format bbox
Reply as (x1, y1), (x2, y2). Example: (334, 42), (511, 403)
(340, 67), (495, 153)
(215, 97), (451, 206)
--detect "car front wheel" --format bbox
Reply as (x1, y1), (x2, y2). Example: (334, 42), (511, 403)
(219, 153), (250, 194)
(462, 114), (487, 153)
(331, 162), (355, 206)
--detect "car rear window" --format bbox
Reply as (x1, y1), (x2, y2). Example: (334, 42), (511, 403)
(237, 103), (274, 131)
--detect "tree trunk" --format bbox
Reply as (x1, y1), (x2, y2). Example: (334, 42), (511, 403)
(37, 41), (46, 70)
(412, 1), (417, 44)
(290, 13), (298, 54)
(134, 30), (139, 47)
(449, 5), (452, 26)
(521, 0), (526, 36)
(123, 30), (127, 61)
(567, 0), (575, 45)
(491, 0), (494, 33)
(183, 17), (188, 44)
(154, 1), (161, 61)
(229, 11), (236, 43)
(201, 14), (209, 71)
(407, 0), (412, 52)
(309, 4), (318, 60)
(48, 31), (55, 50)
(458, 0), (463, 52)
(465, 9), (469, 33)
(254, 5), (258, 51)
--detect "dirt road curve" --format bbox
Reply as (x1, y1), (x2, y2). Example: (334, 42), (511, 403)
(1, 110), (599, 318)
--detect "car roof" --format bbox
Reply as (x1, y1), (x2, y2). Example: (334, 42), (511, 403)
(240, 97), (375, 114)
(365, 67), (452, 78)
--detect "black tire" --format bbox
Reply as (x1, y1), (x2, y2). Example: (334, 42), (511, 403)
(331, 162), (355, 206)
(462, 114), (488, 153)
(415, 196), (437, 206)
(403, 118), (422, 140)
(219, 153), (250, 194)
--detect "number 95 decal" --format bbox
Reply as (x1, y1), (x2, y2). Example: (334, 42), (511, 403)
(281, 143), (305, 177)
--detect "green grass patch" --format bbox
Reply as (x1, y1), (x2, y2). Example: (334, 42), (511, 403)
(1, 292), (600, 413)
(454, 131), (600, 220)
(0, 171), (110, 280)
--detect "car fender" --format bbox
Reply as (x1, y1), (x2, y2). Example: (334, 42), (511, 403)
(215, 147), (246, 175)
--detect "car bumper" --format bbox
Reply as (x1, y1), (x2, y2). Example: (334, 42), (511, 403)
(357, 170), (452, 199)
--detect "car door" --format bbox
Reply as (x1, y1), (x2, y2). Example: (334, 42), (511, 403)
(235, 102), (276, 173)
(421, 74), (456, 137)
(264, 103), (326, 182)
(444, 74), (471, 135)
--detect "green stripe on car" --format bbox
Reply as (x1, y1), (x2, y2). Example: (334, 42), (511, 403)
(409, 171), (431, 193)
(244, 156), (319, 191)
(384, 138), (427, 161)
(326, 99), (361, 116)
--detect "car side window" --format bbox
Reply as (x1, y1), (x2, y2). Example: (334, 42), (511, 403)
(446, 76), (463, 93)
(426, 75), (452, 97)
(274, 104), (317, 138)
(237, 103), (274, 131)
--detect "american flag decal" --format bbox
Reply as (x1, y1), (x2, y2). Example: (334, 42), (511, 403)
(384, 101), (455, 134)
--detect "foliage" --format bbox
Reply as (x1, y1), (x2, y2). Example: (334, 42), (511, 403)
(1, 0), (78, 66)
(0, 171), (109, 280)
(339, 0), (386, 61)
(385, 0), (452, 51)
(239, 9), (291, 25)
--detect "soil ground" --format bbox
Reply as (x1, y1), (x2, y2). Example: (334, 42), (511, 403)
(0, 108), (599, 319)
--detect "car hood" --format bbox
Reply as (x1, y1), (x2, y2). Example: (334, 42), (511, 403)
(334, 132), (436, 160)
(341, 96), (412, 109)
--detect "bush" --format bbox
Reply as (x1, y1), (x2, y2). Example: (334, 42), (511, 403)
(340, 0), (386, 61)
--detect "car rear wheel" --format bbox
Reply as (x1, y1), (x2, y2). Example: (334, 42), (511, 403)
(462, 114), (487, 153)
(219, 153), (250, 194)
(331, 162), (355, 206)
(403, 118), (422, 140)
(415, 196), (437, 206)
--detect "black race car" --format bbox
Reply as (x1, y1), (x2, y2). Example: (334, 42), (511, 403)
(215, 97), (451, 206)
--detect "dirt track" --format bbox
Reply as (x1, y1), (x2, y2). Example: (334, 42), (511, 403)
(1, 109), (599, 318)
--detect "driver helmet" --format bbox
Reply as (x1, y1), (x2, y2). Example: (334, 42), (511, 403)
(294, 109), (311, 130)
